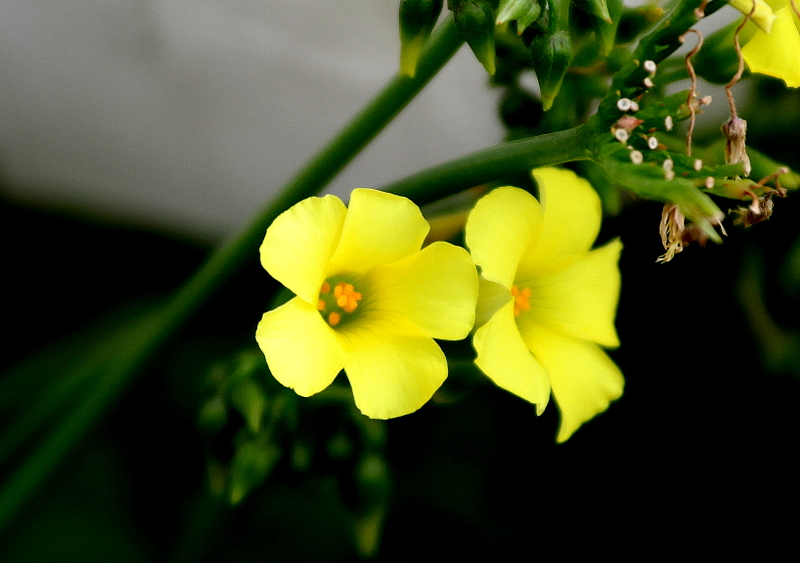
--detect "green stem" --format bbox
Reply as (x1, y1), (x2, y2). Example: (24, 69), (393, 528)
(382, 124), (590, 204)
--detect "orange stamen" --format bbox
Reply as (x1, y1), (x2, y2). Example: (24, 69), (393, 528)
(319, 279), (363, 325)
(511, 285), (531, 317)
(333, 282), (362, 313)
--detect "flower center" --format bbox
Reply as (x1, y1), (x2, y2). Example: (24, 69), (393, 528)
(318, 278), (362, 327)
(511, 285), (531, 317)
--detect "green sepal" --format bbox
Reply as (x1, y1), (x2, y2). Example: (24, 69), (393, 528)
(547, 0), (571, 30)
(574, 0), (611, 23)
(515, 1), (543, 33)
(399, 0), (444, 77)
(455, 0), (497, 75)
(530, 30), (573, 111)
(496, 0), (536, 24)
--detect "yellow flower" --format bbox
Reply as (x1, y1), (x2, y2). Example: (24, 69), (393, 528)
(256, 188), (479, 419)
(465, 168), (624, 442)
(735, 0), (800, 87)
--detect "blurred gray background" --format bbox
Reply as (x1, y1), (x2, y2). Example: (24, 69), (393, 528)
(0, 0), (503, 241)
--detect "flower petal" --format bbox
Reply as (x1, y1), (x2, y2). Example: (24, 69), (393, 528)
(729, 0), (778, 33)
(521, 168), (602, 277)
(521, 324), (624, 442)
(517, 238), (623, 347)
(473, 301), (551, 414)
(328, 189), (429, 276)
(465, 187), (543, 289)
(742, 7), (800, 88)
(363, 242), (478, 340)
(338, 312), (448, 419)
(256, 297), (349, 397)
(260, 194), (347, 304)
(475, 276), (511, 329)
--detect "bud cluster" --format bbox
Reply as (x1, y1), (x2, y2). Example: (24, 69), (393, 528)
(399, 0), (624, 112)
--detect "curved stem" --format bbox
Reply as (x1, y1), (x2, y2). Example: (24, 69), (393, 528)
(382, 124), (590, 204)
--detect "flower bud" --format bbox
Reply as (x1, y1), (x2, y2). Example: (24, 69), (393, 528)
(530, 29), (573, 111)
(455, 0), (497, 75)
(399, 0), (444, 77)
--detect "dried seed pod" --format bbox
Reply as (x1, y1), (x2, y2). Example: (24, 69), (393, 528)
(722, 116), (752, 177)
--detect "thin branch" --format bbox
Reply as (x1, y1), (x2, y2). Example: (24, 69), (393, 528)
(726, 1), (756, 119)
